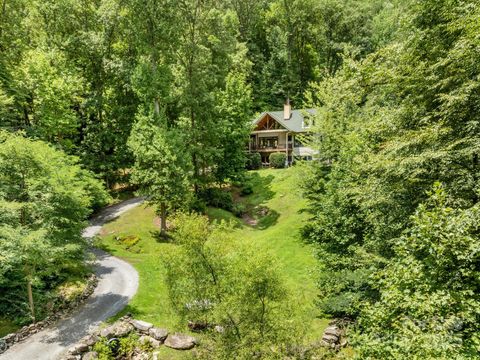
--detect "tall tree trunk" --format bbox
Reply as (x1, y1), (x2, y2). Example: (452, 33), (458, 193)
(160, 202), (167, 237)
(26, 277), (35, 322)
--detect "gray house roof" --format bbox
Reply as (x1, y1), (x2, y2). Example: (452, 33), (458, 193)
(253, 109), (317, 133)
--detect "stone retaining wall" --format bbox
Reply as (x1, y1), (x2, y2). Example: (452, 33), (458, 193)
(0, 274), (98, 355)
(64, 315), (197, 360)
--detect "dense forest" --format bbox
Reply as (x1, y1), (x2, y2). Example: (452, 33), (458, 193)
(1, 0), (479, 359)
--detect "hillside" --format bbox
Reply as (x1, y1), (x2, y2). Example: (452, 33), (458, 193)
(96, 168), (326, 342)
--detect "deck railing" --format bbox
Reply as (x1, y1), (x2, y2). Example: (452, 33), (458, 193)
(249, 144), (293, 151)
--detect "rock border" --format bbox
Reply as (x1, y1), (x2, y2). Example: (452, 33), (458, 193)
(0, 274), (98, 355)
(319, 319), (350, 351)
(64, 315), (197, 360)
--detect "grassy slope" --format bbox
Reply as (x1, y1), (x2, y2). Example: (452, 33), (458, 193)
(224, 167), (328, 339)
(96, 167), (327, 345)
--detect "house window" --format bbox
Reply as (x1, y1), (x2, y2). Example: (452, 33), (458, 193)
(259, 137), (278, 149)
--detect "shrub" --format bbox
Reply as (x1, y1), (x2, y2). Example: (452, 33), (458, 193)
(199, 188), (234, 212)
(190, 198), (207, 213)
(118, 333), (139, 358)
(93, 337), (114, 359)
(269, 152), (286, 168)
(115, 235), (140, 251)
(246, 152), (261, 170)
(232, 203), (246, 217)
(240, 182), (254, 196)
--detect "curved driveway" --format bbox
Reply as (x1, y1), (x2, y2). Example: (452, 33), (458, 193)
(0, 198), (143, 360)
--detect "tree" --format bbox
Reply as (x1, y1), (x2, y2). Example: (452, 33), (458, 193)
(127, 112), (191, 237)
(14, 49), (83, 150)
(215, 52), (253, 181)
(162, 213), (297, 358)
(173, 2), (240, 193)
(298, 4), (480, 359)
(355, 184), (480, 359)
(0, 131), (109, 321)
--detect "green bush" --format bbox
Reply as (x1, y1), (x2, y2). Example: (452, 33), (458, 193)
(240, 180), (254, 196)
(118, 333), (139, 358)
(232, 203), (246, 217)
(190, 198), (207, 213)
(200, 188), (234, 212)
(269, 153), (286, 168)
(93, 337), (114, 360)
(246, 152), (261, 170)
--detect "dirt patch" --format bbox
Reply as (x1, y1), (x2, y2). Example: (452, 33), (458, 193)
(242, 213), (258, 226)
(99, 228), (115, 236)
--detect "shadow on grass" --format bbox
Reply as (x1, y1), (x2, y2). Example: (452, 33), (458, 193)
(244, 172), (276, 206)
(150, 230), (172, 243)
(241, 172), (279, 230)
(255, 209), (280, 230)
(93, 238), (115, 253)
(108, 304), (146, 324)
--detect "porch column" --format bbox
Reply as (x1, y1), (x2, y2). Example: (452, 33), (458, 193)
(285, 132), (289, 167)
(292, 134), (295, 164)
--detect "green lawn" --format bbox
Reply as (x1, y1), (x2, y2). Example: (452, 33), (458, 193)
(96, 167), (327, 344)
(216, 167), (329, 339)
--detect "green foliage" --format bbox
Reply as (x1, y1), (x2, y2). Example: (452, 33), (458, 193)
(246, 152), (262, 170)
(115, 235), (141, 252)
(215, 68), (253, 182)
(128, 111), (192, 235)
(240, 182), (254, 196)
(269, 152), (286, 168)
(301, 0), (480, 356)
(118, 333), (140, 358)
(231, 203), (246, 217)
(199, 188), (234, 212)
(92, 337), (114, 360)
(163, 212), (298, 358)
(0, 132), (107, 321)
(355, 184), (480, 359)
(14, 49), (83, 149)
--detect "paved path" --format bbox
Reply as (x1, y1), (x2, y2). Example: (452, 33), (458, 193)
(0, 198), (143, 360)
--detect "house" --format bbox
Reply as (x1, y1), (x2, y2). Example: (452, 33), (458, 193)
(249, 99), (317, 166)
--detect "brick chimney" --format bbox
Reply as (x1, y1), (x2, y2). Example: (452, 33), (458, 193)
(283, 98), (291, 120)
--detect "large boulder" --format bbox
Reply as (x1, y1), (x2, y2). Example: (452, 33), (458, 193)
(322, 334), (339, 343)
(82, 335), (99, 347)
(320, 324), (344, 350)
(131, 320), (153, 332)
(0, 339), (7, 353)
(82, 351), (98, 360)
(323, 325), (341, 338)
(68, 342), (89, 355)
(148, 327), (168, 342)
(112, 322), (134, 337)
(164, 333), (197, 350)
(100, 321), (134, 339)
(138, 335), (161, 349)
(2, 334), (15, 344)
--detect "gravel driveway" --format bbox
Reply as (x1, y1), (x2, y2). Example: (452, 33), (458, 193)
(0, 198), (143, 360)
